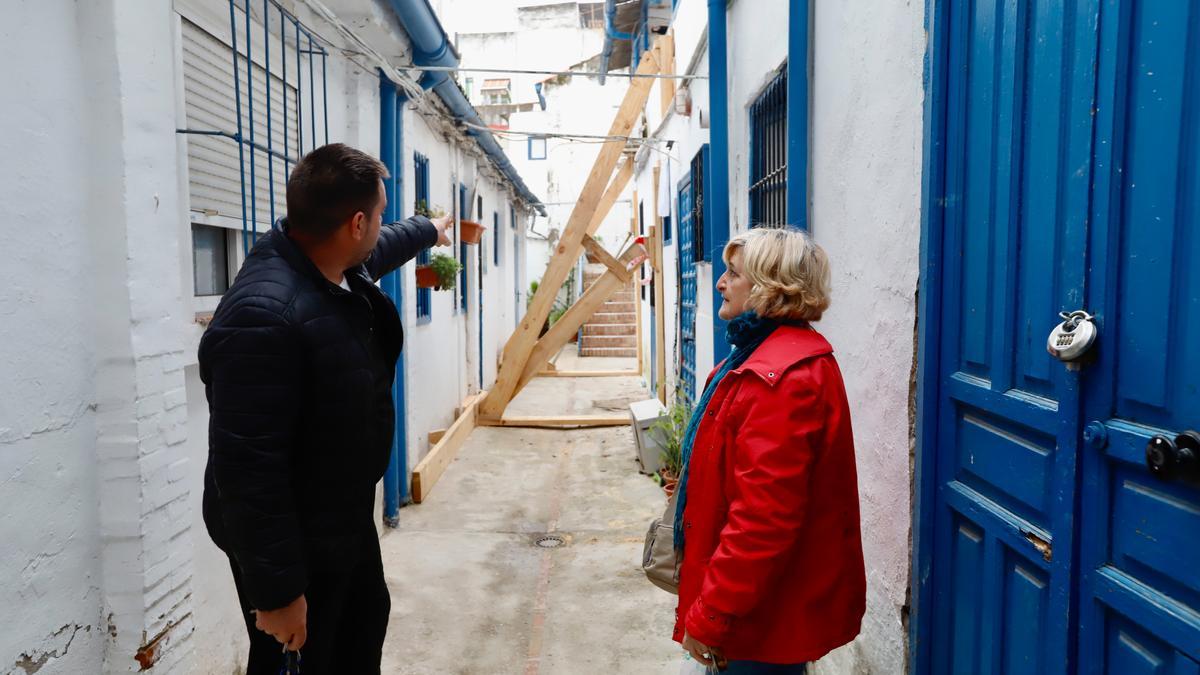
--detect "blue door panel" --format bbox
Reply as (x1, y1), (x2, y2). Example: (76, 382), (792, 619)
(922, 0), (1200, 672)
(1080, 1), (1200, 670)
(677, 171), (697, 404)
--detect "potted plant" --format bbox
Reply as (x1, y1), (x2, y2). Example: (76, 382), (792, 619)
(650, 394), (691, 497)
(459, 217), (486, 245)
(416, 252), (461, 290)
(415, 200), (446, 219)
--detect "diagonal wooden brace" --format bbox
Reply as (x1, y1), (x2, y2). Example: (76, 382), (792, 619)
(583, 236), (632, 283)
(480, 52), (660, 419)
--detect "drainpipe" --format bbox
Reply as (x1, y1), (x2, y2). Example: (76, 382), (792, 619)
(600, 0), (634, 86)
(708, 0), (731, 365)
(786, 0), (809, 229)
(386, 0), (547, 216)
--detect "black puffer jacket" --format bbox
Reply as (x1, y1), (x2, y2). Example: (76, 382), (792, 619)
(200, 216), (436, 610)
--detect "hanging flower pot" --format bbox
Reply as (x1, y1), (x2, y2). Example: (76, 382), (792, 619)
(415, 265), (440, 289)
(460, 219), (486, 245)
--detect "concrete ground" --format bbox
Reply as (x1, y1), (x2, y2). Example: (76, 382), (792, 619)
(380, 349), (681, 674)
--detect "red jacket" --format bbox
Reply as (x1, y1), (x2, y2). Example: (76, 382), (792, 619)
(673, 326), (866, 663)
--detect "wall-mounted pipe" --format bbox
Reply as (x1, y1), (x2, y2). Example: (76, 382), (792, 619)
(599, 0), (634, 86)
(707, 0), (731, 365)
(386, 0), (546, 215)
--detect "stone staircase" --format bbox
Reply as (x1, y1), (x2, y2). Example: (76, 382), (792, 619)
(579, 264), (637, 358)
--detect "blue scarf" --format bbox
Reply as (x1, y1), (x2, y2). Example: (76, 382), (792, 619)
(673, 311), (780, 550)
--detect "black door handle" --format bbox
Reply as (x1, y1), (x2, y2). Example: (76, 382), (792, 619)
(1146, 431), (1200, 480)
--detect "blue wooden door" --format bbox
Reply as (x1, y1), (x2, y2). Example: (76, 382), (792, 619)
(676, 172), (697, 404)
(1078, 1), (1200, 671)
(921, 1), (1200, 673)
(923, 1), (1099, 672)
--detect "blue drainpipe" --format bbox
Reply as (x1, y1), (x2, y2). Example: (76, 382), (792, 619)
(599, 0), (633, 86)
(786, 0), (809, 229)
(708, 0), (731, 365)
(387, 0), (546, 216)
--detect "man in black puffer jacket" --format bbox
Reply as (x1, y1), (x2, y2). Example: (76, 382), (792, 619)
(200, 143), (452, 674)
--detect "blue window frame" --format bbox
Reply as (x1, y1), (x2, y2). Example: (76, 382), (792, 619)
(528, 136), (547, 160)
(414, 153), (432, 323)
(749, 68), (788, 228)
(493, 211), (501, 265)
(689, 145), (711, 262)
(459, 184), (469, 313)
(663, 214), (672, 245)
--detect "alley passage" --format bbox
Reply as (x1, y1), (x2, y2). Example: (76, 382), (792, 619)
(379, 367), (680, 674)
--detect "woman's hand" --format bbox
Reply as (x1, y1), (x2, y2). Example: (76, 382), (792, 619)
(683, 631), (727, 670)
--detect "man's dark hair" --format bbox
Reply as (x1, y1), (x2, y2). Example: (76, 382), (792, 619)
(286, 143), (389, 239)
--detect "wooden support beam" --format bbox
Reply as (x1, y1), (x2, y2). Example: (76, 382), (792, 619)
(510, 244), (646, 398)
(583, 236), (632, 282)
(478, 415), (629, 429)
(536, 369), (640, 378)
(428, 429), (446, 445)
(411, 392), (484, 503)
(659, 32), (677, 119)
(633, 189), (644, 374)
(587, 158), (635, 237)
(480, 54), (660, 419)
(652, 164), (667, 404)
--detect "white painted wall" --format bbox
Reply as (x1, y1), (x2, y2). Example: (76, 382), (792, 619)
(635, 0), (926, 672)
(1, 1), (539, 672)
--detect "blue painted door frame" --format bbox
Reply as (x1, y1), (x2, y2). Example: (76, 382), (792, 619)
(913, 1), (1200, 672)
(379, 76), (409, 522)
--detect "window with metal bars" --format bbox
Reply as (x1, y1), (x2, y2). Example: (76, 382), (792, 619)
(414, 153), (432, 323)
(690, 145), (709, 262)
(459, 184), (469, 313)
(178, 0), (330, 270)
(749, 68), (788, 228)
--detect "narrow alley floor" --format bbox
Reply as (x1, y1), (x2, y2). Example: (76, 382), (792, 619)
(380, 348), (681, 674)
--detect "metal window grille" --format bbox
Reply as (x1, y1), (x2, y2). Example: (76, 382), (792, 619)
(676, 173), (697, 405)
(690, 145), (708, 262)
(414, 153), (432, 322)
(749, 68), (788, 228)
(178, 0), (330, 257)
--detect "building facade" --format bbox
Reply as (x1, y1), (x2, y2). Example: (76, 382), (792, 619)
(0, 0), (539, 671)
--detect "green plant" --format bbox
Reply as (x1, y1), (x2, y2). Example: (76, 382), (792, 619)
(548, 306), (567, 326)
(650, 394), (692, 478)
(428, 252), (462, 290)
(415, 200), (446, 219)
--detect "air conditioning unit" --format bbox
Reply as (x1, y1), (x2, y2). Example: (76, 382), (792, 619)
(646, 0), (673, 34)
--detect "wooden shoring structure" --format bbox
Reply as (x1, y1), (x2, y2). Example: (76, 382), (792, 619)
(478, 50), (661, 421)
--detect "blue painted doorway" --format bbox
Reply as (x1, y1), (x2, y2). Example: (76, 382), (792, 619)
(676, 171), (697, 404)
(914, 1), (1200, 673)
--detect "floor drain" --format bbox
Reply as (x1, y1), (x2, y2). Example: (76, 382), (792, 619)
(534, 535), (566, 549)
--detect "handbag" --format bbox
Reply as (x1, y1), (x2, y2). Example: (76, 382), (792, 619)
(642, 489), (681, 594)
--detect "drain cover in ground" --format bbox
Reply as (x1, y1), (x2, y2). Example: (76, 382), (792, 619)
(534, 534), (566, 549)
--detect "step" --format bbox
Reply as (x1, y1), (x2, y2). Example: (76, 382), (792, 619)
(582, 323), (637, 337)
(580, 335), (637, 349)
(588, 312), (636, 325)
(601, 301), (636, 313)
(578, 346), (638, 358)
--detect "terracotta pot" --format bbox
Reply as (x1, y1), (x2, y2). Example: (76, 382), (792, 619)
(460, 219), (485, 244)
(415, 265), (440, 289)
(663, 480), (678, 497)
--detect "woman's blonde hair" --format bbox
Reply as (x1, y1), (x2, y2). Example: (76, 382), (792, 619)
(723, 227), (831, 321)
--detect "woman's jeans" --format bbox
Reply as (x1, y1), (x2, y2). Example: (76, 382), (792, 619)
(707, 662), (807, 674)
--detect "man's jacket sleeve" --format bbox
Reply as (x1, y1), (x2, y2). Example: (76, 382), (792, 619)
(364, 215), (438, 281)
(204, 302), (307, 610)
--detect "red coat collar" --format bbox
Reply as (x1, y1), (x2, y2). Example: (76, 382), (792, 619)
(730, 325), (833, 386)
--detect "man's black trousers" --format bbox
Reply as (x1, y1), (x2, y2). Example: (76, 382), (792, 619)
(229, 530), (391, 674)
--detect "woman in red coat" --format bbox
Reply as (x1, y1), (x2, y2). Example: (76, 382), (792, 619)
(674, 227), (865, 673)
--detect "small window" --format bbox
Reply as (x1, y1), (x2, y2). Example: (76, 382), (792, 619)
(528, 136), (547, 160)
(192, 224), (231, 296)
(663, 215), (672, 244)
(414, 153), (432, 323)
(749, 68), (788, 228)
(493, 211), (501, 266)
(691, 146), (709, 262)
